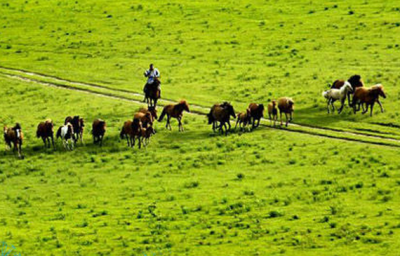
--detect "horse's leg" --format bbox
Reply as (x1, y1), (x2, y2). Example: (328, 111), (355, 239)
(178, 117), (183, 132)
(42, 137), (47, 148)
(370, 102), (375, 117)
(235, 119), (239, 130)
(362, 104), (368, 115)
(290, 112), (293, 122)
(227, 120), (231, 131)
(347, 92), (351, 107)
(377, 99), (384, 113)
(280, 111), (283, 126)
(257, 118), (260, 127)
(327, 99), (331, 114)
(285, 113), (289, 127)
(338, 98), (345, 114)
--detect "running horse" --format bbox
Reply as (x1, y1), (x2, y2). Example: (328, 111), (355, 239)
(4, 123), (24, 159)
(144, 78), (161, 107)
(207, 102), (236, 135)
(331, 75), (364, 106)
(158, 100), (190, 131)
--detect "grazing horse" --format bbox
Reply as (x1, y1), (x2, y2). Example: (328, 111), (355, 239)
(144, 79), (161, 107)
(140, 126), (156, 147)
(248, 103), (264, 128)
(65, 116), (85, 144)
(134, 111), (153, 128)
(139, 106), (158, 122)
(277, 97), (294, 127)
(235, 108), (252, 132)
(207, 102), (236, 135)
(352, 84), (386, 116)
(36, 119), (55, 148)
(331, 75), (364, 106)
(92, 119), (106, 146)
(4, 123), (24, 159)
(56, 123), (75, 150)
(322, 81), (353, 114)
(158, 100), (190, 131)
(120, 119), (143, 148)
(268, 100), (278, 126)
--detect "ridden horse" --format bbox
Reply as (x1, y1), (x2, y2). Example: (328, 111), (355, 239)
(92, 119), (106, 146)
(277, 97), (294, 127)
(139, 106), (158, 122)
(207, 102), (236, 135)
(36, 119), (55, 148)
(158, 100), (190, 131)
(268, 100), (278, 126)
(56, 123), (75, 150)
(352, 84), (386, 116)
(331, 75), (364, 106)
(65, 116), (85, 144)
(120, 119), (143, 148)
(144, 79), (161, 107)
(235, 108), (252, 132)
(248, 103), (264, 128)
(323, 82), (353, 114)
(4, 123), (24, 159)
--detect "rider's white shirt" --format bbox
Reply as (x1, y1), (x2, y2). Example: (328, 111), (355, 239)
(145, 68), (160, 84)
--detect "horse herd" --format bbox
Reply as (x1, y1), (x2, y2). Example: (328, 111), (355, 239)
(3, 74), (386, 159)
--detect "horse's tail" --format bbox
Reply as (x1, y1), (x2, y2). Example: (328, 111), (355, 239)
(158, 108), (167, 122)
(56, 127), (62, 139)
(120, 126), (125, 139)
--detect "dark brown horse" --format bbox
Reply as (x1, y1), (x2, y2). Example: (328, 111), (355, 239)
(140, 126), (156, 147)
(4, 123), (24, 159)
(144, 79), (161, 107)
(36, 119), (55, 148)
(352, 84), (386, 116)
(158, 100), (190, 131)
(248, 103), (264, 128)
(207, 102), (236, 135)
(268, 100), (278, 126)
(235, 108), (251, 132)
(120, 119), (143, 148)
(65, 116), (85, 144)
(331, 75), (364, 106)
(138, 106), (158, 122)
(92, 119), (106, 146)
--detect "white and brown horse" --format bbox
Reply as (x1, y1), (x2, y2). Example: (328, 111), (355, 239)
(56, 123), (75, 150)
(65, 116), (85, 144)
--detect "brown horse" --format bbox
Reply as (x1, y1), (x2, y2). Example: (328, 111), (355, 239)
(248, 103), (264, 128)
(144, 79), (161, 107)
(138, 106), (158, 122)
(134, 111), (153, 128)
(277, 97), (294, 127)
(331, 75), (364, 106)
(120, 119), (143, 148)
(158, 100), (190, 131)
(268, 100), (278, 126)
(36, 119), (55, 148)
(235, 108), (251, 132)
(352, 84), (386, 116)
(207, 102), (236, 135)
(4, 123), (24, 159)
(65, 116), (85, 144)
(92, 119), (106, 146)
(140, 126), (156, 147)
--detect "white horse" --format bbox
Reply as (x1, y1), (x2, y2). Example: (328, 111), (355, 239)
(56, 123), (75, 150)
(322, 81), (353, 114)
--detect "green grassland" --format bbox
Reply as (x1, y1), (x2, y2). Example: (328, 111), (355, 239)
(2, 0), (400, 255)
(1, 76), (400, 255)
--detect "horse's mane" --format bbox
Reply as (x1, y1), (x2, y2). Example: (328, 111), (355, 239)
(348, 75), (364, 87)
(13, 123), (21, 130)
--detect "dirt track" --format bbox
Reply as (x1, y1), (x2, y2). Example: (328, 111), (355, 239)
(1, 65), (400, 148)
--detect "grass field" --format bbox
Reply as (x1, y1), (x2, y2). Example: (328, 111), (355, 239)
(1, 0), (400, 255)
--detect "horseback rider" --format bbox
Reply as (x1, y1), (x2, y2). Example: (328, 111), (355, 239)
(143, 64), (161, 101)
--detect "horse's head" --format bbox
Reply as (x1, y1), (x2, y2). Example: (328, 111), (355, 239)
(259, 104), (265, 112)
(348, 75), (364, 88)
(227, 104), (236, 118)
(374, 84), (386, 98)
(3, 126), (8, 135)
(45, 120), (54, 131)
(66, 122), (74, 135)
(343, 81), (353, 93)
(287, 99), (295, 111)
(272, 100), (277, 107)
(79, 118), (85, 127)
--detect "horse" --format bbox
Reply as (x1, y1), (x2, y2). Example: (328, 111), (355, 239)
(134, 111), (153, 128)
(277, 97), (294, 127)
(352, 84), (386, 116)
(235, 108), (251, 132)
(92, 119), (106, 146)
(158, 100), (190, 131)
(207, 102), (236, 135)
(138, 106), (158, 122)
(56, 123), (75, 150)
(36, 119), (55, 148)
(248, 103), (264, 128)
(268, 100), (278, 126)
(144, 79), (161, 107)
(140, 126), (156, 147)
(4, 123), (24, 159)
(120, 119), (143, 148)
(322, 81), (353, 114)
(331, 75), (364, 106)
(65, 116), (85, 144)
